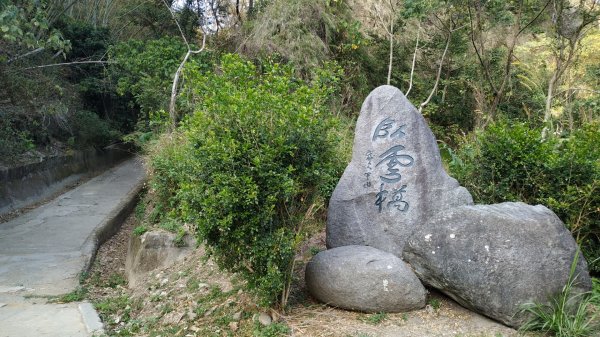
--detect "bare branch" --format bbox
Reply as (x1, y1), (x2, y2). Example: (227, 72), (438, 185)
(162, 0), (191, 49)
(405, 23), (420, 98)
(467, 1), (497, 94)
(517, 0), (552, 38)
(7, 47), (46, 64)
(22, 60), (114, 70)
(419, 31), (451, 113)
(168, 33), (207, 126)
(162, 0), (208, 128)
(387, 16), (394, 85)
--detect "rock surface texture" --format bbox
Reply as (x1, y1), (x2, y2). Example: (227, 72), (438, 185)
(327, 85), (472, 256)
(403, 202), (592, 328)
(305, 245), (426, 312)
(125, 230), (195, 287)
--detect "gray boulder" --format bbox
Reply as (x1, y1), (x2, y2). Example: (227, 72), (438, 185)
(125, 230), (195, 287)
(403, 202), (592, 328)
(305, 245), (426, 312)
(327, 85), (472, 256)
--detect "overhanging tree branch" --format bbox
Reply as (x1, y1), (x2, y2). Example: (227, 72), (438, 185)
(21, 60), (114, 70)
(419, 23), (466, 113)
(7, 47), (46, 64)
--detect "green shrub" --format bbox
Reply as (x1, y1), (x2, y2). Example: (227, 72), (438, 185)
(72, 110), (120, 149)
(449, 121), (555, 202)
(51, 287), (87, 303)
(450, 120), (600, 272)
(361, 312), (388, 325)
(149, 54), (344, 307)
(109, 37), (186, 116)
(0, 114), (34, 161)
(593, 278), (600, 305)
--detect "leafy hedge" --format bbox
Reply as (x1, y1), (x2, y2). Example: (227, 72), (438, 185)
(450, 121), (600, 272)
(149, 54), (344, 306)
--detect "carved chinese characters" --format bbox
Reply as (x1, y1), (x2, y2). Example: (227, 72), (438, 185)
(370, 118), (414, 214)
(327, 85), (473, 256)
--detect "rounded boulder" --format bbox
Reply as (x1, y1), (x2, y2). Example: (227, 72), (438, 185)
(305, 245), (426, 312)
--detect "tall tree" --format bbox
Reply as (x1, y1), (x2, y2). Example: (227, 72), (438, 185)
(459, 0), (558, 126)
(542, 0), (599, 137)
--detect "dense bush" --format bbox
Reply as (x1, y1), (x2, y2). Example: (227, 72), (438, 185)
(108, 37), (186, 122)
(149, 54), (345, 307)
(109, 37), (212, 118)
(55, 18), (136, 132)
(450, 121), (600, 272)
(0, 113), (34, 160)
(0, 15), (123, 163)
(71, 110), (121, 149)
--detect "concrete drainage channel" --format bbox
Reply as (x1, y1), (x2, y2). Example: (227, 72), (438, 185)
(0, 156), (146, 337)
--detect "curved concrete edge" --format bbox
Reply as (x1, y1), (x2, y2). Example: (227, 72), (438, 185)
(80, 173), (146, 275)
(78, 302), (104, 334)
(76, 161), (145, 335)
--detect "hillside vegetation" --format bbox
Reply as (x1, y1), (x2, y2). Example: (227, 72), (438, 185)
(2, 0), (599, 335)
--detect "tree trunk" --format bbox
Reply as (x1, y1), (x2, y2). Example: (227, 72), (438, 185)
(169, 51), (191, 126)
(419, 31), (451, 113)
(544, 71), (557, 127)
(235, 0), (241, 21)
(211, 0), (220, 35)
(386, 19), (394, 85)
(405, 24), (420, 97)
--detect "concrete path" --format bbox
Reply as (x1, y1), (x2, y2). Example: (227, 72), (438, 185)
(0, 157), (145, 337)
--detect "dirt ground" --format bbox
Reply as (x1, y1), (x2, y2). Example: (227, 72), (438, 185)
(86, 213), (524, 337)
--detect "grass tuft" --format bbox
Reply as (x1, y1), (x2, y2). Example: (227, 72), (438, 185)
(519, 251), (599, 337)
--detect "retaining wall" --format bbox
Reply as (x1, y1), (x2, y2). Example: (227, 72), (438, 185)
(0, 145), (133, 216)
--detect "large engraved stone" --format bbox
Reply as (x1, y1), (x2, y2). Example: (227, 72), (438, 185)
(327, 85), (472, 255)
(403, 202), (592, 328)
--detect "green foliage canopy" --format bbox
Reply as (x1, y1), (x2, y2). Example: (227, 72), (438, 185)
(109, 37), (187, 116)
(0, 0), (70, 62)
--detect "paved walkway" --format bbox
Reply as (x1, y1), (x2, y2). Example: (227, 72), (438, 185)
(0, 158), (145, 337)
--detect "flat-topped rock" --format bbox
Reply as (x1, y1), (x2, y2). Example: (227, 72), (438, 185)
(403, 202), (592, 328)
(327, 85), (472, 256)
(305, 245), (426, 312)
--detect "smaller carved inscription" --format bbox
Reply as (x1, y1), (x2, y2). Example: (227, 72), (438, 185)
(363, 151), (374, 188)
